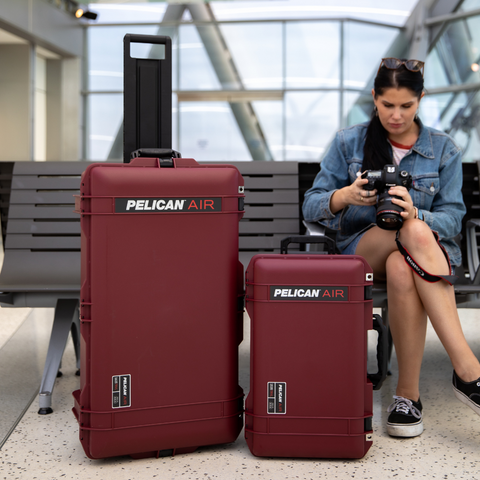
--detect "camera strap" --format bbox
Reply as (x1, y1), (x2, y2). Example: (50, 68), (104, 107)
(395, 230), (458, 285)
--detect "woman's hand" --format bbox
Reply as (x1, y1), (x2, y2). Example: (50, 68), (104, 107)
(353, 174), (378, 206)
(330, 172), (377, 213)
(388, 186), (417, 220)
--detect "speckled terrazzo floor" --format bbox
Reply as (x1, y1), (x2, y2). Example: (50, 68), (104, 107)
(1, 307), (479, 480)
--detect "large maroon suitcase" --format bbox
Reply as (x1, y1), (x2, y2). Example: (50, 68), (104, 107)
(244, 236), (386, 459)
(72, 157), (245, 459)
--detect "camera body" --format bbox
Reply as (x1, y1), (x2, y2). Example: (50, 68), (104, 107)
(361, 165), (413, 230)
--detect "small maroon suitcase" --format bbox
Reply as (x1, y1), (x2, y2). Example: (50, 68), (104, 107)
(245, 236), (386, 459)
(72, 157), (245, 459)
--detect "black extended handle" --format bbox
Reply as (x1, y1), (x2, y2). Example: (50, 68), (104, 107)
(367, 314), (388, 390)
(123, 34), (173, 163)
(280, 236), (336, 255)
(125, 34), (170, 45)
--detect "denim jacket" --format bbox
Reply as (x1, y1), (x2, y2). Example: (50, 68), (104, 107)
(302, 120), (466, 266)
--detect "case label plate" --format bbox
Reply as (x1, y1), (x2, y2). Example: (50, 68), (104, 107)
(115, 197), (221, 213)
(269, 286), (348, 301)
(267, 382), (286, 414)
(112, 374), (131, 408)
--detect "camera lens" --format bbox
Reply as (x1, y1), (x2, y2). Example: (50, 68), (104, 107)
(376, 193), (404, 230)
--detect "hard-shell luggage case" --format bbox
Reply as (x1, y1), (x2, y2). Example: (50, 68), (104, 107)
(244, 236), (387, 459)
(73, 157), (245, 460)
(72, 34), (245, 459)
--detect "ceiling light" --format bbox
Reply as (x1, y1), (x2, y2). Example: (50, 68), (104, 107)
(74, 4), (98, 20)
(471, 63), (479, 72)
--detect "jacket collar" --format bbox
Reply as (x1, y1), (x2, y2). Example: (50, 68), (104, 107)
(412, 119), (435, 159)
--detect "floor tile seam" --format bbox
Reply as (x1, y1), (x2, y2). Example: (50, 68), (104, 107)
(0, 308), (33, 351)
(0, 389), (38, 450)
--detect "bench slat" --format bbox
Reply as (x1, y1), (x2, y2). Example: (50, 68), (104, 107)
(240, 219), (299, 234)
(6, 219), (80, 235)
(230, 161), (298, 175)
(5, 235), (80, 250)
(10, 190), (78, 204)
(12, 161), (90, 176)
(0, 250), (80, 289)
(244, 176), (298, 189)
(244, 190), (298, 203)
(244, 205), (299, 219)
(240, 235), (300, 249)
(7, 205), (78, 219)
(11, 177), (81, 190)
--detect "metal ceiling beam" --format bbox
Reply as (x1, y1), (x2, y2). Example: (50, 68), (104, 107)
(425, 7), (480, 26)
(187, 3), (273, 160)
(178, 90), (283, 102)
(108, 2), (273, 161)
(351, 0), (464, 120)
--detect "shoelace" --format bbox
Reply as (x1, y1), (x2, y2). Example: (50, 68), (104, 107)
(387, 396), (422, 419)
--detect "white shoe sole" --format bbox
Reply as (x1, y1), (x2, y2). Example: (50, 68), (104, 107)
(387, 420), (423, 438)
(453, 385), (480, 415)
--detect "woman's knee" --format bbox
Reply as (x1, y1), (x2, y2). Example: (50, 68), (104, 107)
(398, 219), (435, 250)
(386, 251), (415, 292)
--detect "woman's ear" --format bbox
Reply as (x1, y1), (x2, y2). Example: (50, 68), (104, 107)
(371, 88), (377, 107)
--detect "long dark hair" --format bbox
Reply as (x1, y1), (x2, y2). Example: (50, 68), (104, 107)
(363, 63), (424, 171)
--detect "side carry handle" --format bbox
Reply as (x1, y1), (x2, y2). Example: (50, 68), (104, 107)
(367, 314), (388, 390)
(130, 148), (181, 167)
(280, 236), (336, 255)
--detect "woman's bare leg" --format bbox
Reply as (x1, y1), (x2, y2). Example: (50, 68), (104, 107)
(397, 220), (480, 382)
(385, 251), (427, 401)
(356, 227), (427, 401)
(356, 220), (480, 393)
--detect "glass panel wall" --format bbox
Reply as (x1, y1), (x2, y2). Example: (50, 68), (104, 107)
(286, 22), (340, 89)
(220, 23), (283, 90)
(85, 4), (405, 161)
(285, 91), (339, 160)
(343, 22), (398, 90)
(422, 9), (480, 162)
(179, 102), (251, 160)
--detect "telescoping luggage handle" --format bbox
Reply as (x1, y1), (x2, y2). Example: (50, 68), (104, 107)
(124, 34), (174, 163)
(280, 236), (336, 255)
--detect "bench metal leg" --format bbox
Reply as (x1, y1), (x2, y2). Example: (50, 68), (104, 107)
(38, 299), (79, 415)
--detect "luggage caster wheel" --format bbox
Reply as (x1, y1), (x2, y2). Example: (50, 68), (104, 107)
(75, 370), (80, 376)
(38, 407), (53, 415)
(57, 371), (63, 378)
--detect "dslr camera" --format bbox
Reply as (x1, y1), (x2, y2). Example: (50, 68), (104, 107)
(361, 164), (413, 230)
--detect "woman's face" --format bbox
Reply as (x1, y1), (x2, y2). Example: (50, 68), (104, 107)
(372, 87), (424, 141)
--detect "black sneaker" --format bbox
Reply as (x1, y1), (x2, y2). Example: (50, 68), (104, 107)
(452, 370), (480, 415)
(386, 396), (423, 437)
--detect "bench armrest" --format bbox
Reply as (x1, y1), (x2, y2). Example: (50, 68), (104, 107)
(302, 220), (328, 253)
(466, 219), (480, 285)
(302, 220), (326, 236)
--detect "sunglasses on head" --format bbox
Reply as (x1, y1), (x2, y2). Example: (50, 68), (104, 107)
(377, 57), (425, 77)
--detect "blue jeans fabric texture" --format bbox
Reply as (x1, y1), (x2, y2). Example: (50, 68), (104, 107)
(302, 120), (466, 267)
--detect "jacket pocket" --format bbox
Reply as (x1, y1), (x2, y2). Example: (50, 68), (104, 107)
(413, 174), (439, 196)
(412, 174), (439, 209)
